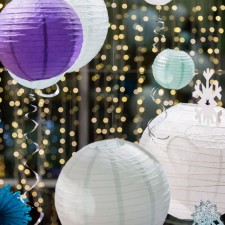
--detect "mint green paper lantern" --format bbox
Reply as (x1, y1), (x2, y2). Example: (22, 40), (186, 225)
(152, 49), (195, 90)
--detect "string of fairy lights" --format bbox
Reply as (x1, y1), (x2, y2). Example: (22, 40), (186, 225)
(0, 0), (224, 223)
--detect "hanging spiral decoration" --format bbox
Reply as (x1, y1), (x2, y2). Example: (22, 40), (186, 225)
(36, 84), (60, 98)
(148, 87), (169, 141)
(22, 93), (44, 224)
(153, 17), (165, 52)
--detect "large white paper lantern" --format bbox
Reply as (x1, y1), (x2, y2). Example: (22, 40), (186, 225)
(139, 103), (225, 219)
(66, 0), (108, 72)
(55, 139), (170, 225)
(145, 0), (172, 6)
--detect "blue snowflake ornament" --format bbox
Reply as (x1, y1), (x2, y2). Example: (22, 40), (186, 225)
(192, 200), (223, 225)
(0, 185), (31, 225)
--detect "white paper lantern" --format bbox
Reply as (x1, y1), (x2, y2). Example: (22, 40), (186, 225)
(145, 0), (172, 6)
(139, 103), (225, 219)
(8, 71), (64, 90)
(55, 139), (170, 225)
(66, 0), (108, 72)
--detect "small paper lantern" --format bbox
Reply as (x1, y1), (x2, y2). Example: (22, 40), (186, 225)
(9, 71), (64, 89)
(139, 103), (225, 219)
(55, 139), (170, 225)
(66, 0), (108, 72)
(152, 49), (195, 90)
(145, 0), (172, 5)
(0, 0), (83, 82)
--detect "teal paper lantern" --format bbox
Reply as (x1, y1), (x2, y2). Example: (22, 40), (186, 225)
(152, 49), (195, 90)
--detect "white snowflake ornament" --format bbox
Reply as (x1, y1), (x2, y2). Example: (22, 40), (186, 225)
(193, 68), (222, 125)
(191, 200), (223, 225)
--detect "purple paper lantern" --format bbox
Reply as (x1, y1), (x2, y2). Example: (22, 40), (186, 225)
(0, 0), (83, 81)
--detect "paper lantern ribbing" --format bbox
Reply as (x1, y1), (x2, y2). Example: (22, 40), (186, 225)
(55, 139), (170, 225)
(66, 0), (108, 72)
(145, 0), (172, 5)
(139, 103), (225, 219)
(0, 0), (83, 82)
(152, 49), (195, 90)
(9, 71), (64, 90)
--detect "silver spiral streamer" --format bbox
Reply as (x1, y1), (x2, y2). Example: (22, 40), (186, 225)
(37, 84), (60, 98)
(147, 87), (169, 141)
(23, 85), (60, 223)
(22, 92), (44, 224)
(153, 17), (165, 52)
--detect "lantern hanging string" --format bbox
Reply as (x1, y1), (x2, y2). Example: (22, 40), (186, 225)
(21, 92), (44, 224)
(37, 84), (60, 98)
(153, 9), (165, 52)
(148, 87), (169, 141)
(111, 0), (116, 134)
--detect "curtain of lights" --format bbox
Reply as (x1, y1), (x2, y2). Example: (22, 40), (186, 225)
(0, 0), (224, 224)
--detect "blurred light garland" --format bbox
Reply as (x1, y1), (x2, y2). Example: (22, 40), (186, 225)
(0, 1), (223, 171)
(0, 0), (224, 223)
